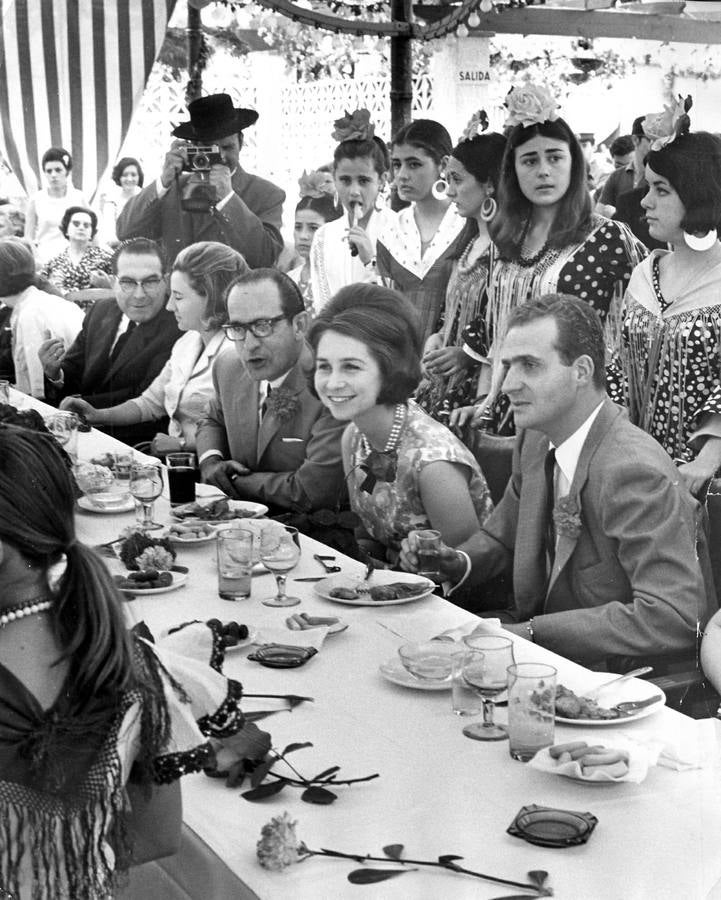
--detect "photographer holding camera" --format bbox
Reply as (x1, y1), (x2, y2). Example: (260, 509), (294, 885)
(117, 94), (285, 268)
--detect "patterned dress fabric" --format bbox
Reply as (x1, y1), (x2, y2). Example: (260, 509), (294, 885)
(347, 400), (493, 560)
(41, 244), (113, 293)
(615, 250), (721, 462)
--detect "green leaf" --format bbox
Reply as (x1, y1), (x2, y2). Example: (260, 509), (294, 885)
(528, 871), (549, 889)
(489, 895), (537, 899)
(287, 695), (314, 708)
(347, 869), (411, 884)
(241, 780), (287, 802)
(301, 785), (337, 804)
(382, 844), (404, 860)
(438, 854), (464, 864)
(249, 757), (275, 788)
(313, 765), (341, 781)
(244, 709), (289, 722)
(282, 741), (313, 755)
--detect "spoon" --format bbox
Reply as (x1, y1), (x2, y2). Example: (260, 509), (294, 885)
(584, 666), (654, 700)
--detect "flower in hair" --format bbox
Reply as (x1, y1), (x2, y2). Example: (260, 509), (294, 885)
(504, 84), (560, 129)
(460, 109), (489, 143)
(331, 109), (375, 143)
(297, 169), (335, 200)
(643, 95), (693, 151)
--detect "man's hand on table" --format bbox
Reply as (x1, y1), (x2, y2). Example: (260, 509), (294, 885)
(59, 396), (100, 422)
(200, 458), (251, 497)
(399, 532), (467, 584)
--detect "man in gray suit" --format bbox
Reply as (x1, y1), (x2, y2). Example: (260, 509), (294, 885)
(117, 94), (284, 268)
(196, 269), (346, 513)
(402, 294), (714, 669)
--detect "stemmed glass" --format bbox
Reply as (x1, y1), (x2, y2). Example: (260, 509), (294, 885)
(461, 634), (515, 741)
(260, 525), (302, 607)
(129, 464), (163, 530)
(46, 411), (79, 460)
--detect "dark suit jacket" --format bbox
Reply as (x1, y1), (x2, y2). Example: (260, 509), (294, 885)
(116, 166), (285, 268)
(45, 298), (181, 444)
(195, 352), (346, 513)
(471, 399), (715, 666)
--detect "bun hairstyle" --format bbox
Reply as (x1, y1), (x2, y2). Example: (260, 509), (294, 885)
(295, 169), (343, 222)
(391, 119), (453, 165)
(42, 146), (72, 172)
(331, 109), (389, 176)
(449, 130), (507, 258)
(309, 283), (422, 404)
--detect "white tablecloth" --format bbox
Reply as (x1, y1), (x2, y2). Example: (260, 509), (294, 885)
(15, 391), (721, 900)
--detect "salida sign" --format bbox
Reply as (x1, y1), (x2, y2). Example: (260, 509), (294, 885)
(458, 69), (491, 83)
(455, 35), (491, 89)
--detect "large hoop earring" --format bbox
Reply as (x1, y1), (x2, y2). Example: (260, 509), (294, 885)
(431, 178), (448, 200)
(684, 229), (718, 251)
(480, 195), (497, 222)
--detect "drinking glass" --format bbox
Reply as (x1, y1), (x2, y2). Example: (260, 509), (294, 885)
(460, 634), (515, 741)
(217, 529), (254, 600)
(507, 663), (557, 762)
(129, 464), (164, 530)
(259, 525), (301, 607)
(46, 411), (79, 461)
(166, 452), (196, 505)
(411, 528), (442, 578)
(451, 649), (485, 717)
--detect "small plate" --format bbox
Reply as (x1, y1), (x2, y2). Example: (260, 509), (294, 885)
(165, 528), (217, 545)
(78, 495), (134, 514)
(316, 571), (435, 606)
(115, 565), (189, 595)
(508, 804), (598, 848)
(379, 658), (451, 691)
(171, 499), (268, 521)
(556, 677), (666, 726)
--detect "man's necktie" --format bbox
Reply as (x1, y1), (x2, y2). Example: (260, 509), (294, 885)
(110, 320), (136, 363)
(259, 384), (271, 424)
(544, 448), (557, 576)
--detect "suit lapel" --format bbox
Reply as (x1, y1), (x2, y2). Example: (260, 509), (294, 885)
(88, 304), (122, 386)
(256, 362), (304, 462)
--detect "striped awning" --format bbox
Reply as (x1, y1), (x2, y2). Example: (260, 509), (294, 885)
(0, 0), (176, 200)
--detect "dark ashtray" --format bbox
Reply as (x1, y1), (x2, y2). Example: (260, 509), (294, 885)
(247, 644), (318, 668)
(507, 804), (598, 848)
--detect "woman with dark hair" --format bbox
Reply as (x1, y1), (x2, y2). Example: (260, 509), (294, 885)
(0, 425), (248, 897)
(41, 205), (113, 293)
(375, 119), (465, 343)
(618, 102), (721, 495)
(457, 85), (645, 432)
(66, 241), (247, 455)
(310, 283), (492, 566)
(287, 170), (342, 314)
(416, 119), (507, 426)
(310, 109), (395, 309)
(0, 237), (83, 397)
(99, 156), (144, 246)
(24, 147), (88, 265)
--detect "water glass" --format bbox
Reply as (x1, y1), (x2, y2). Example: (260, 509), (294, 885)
(166, 452), (196, 505)
(113, 451), (133, 483)
(260, 525), (301, 607)
(451, 649), (485, 716)
(461, 634), (515, 741)
(507, 663), (557, 762)
(412, 528), (442, 578)
(129, 464), (163, 530)
(45, 411), (79, 462)
(0, 380), (9, 403)
(217, 529), (254, 600)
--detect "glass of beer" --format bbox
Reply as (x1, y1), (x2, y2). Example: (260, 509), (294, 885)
(166, 452), (196, 506)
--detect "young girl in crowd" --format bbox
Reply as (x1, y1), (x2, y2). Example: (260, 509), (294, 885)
(99, 156), (144, 246)
(287, 170), (342, 315)
(310, 109), (396, 310)
(376, 119), (465, 344)
(310, 283), (492, 569)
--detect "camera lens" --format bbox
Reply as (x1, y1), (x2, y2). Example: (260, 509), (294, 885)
(192, 153), (209, 170)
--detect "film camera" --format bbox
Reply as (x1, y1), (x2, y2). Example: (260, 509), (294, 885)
(181, 143), (223, 212)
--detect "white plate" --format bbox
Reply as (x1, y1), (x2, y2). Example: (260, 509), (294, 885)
(171, 499), (268, 521)
(315, 571), (435, 606)
(78, 495), (134, 514)
(165, 529), (217, 545)
(555, 676), (666, 725)
(114, 566), (189, 596)
(379, 658), (451, 691)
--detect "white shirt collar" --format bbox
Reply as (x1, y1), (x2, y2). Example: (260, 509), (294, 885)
(551, 400), (605, 494)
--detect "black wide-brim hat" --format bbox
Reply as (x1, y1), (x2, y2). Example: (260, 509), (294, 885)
(172, 93), (259, 141)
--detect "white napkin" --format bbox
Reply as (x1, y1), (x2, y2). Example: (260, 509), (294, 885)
(432, 618), (505, 642)
(529, 737), (659, 784)
(618, 717), (718, 771)
(253, 626), (329, 651)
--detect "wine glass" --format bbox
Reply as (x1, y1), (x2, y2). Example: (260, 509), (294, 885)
(129, 464), (163, 530)
(460, 634), (515, 741)
(46, 412), (79, 460)
(259, 525), (301, 607)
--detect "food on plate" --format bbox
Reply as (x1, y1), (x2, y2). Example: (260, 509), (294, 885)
(90, 452), (115, 469)
(328, 580), (429, 602)
(118, 529), (177, 571)
(554, 684), (624, 720)
(114, 570), (174, 591)
(548, 741), (630, 778)
(286, 612), (339, 630)
(168, 522), (216, 540)
(74, 462), (115, 494)
(168, 618), (249, 647)
(173, 498), (256, 521)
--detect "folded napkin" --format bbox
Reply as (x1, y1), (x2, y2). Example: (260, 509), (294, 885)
(432, 618), (505, 642)
(529, 737), (659, 784)
(618, 717), (718, 771)
(253, 626), (328, 651)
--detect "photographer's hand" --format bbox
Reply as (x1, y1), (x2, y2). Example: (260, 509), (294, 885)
(160, 141), (187, 189)
(208, 165), (233, 204)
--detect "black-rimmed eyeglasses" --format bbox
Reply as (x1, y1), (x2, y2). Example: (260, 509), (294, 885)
(222, 314), (288, 342)
(117, 276), (164, 296)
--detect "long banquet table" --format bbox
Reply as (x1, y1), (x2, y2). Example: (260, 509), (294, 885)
(15, 391), (721, 899)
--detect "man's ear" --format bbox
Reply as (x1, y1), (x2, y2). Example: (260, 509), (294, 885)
(293, 310), (309, 337)
(574, 354), (595, 386)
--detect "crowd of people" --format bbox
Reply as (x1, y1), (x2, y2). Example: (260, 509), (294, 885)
(3, 82), (721, 896)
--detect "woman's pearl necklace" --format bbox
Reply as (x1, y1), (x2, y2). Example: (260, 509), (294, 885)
(359, 403), (406, 457)
(0, 597), (53, 628)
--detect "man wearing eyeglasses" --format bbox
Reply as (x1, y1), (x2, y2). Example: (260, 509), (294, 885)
(41, 238), (181, 445)
(196, 268), (345, 513)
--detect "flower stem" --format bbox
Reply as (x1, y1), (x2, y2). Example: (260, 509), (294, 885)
(268, 772), (380, 788)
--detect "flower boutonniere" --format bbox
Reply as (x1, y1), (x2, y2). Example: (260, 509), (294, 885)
(265, 387), (300, 424)
(553, 495), (582, 540)
(359, 450), (398, 494)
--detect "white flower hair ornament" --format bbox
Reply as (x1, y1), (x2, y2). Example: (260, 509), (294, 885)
(643, 95), (693, 152)
(504, 84), (560, 129)
(460, 109), (489, 143)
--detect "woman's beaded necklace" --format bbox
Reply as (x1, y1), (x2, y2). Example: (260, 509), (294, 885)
(358, 403), (407, 493)
(359, 403), (406, 457)
(0, 596), (53, 628)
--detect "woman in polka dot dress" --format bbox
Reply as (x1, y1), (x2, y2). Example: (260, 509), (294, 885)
(455, 85), (646, 434)
(618, 122), (721, 496)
